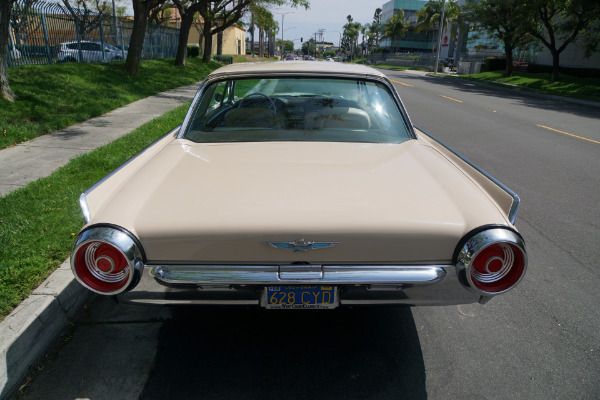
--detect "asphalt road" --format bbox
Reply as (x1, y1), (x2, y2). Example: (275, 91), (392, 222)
(16, 70), (600, 400)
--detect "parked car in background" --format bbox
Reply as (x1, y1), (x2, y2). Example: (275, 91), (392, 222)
(71, 62), (527, 309)
(57, 41), (126, 63)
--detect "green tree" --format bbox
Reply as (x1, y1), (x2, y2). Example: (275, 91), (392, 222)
(382, 11), (409, 53)
(371, 7), (382, 48)
(465, 0), (531, 76)
(416, 0), (461, 57)
(523, 0), (600, 82)
(342, 15), (361, 60)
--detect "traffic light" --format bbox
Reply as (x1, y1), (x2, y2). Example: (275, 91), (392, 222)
(300, 37), (303, 42)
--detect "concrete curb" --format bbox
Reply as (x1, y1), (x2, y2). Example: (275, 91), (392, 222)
(0, 260), (92, 399)
(0, 82), (202, 399)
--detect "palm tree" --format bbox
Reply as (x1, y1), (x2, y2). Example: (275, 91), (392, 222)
(382, 11), (409, 53)
(342, 15), (361, 60)
(416, 0), (461, 57)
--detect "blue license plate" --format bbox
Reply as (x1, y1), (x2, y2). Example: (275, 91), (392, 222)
(264, 285), (337, 309)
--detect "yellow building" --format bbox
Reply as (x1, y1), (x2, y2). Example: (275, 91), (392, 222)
(188, 24), (246, 55)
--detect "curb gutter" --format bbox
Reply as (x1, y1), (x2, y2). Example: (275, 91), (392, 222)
(0, 260), (92, 399)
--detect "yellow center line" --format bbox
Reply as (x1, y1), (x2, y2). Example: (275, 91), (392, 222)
(537, 125), (600, 144)
(439, 95), (463, 103)
(390, 79), (413, 87)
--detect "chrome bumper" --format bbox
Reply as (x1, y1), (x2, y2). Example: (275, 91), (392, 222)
(115, 264), (485, 306)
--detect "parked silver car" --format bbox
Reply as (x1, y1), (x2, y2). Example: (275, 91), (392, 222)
(57, 41), (126, 63)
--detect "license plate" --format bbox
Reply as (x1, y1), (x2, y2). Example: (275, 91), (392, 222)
(263, 286), (338, 309)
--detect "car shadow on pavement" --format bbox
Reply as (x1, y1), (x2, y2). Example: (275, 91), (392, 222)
(139, 306), (427, 400)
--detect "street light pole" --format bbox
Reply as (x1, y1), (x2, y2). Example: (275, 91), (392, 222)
(112, 0), (118, 46)
(280, 12), (293, 58)
(434, 0), (446, 73)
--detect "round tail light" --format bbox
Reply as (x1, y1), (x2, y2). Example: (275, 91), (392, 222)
(71, 227), (143, 295)
(456, 228), (527, 296)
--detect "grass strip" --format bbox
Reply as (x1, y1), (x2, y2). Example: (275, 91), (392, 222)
(453, 71), (600, 103)
(0, 103), (190, 321)
(371, 64), (429, 72)
(1, 58), (220, 149)
(231, 54), (278, 63)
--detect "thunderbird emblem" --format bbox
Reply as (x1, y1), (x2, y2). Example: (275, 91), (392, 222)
(263, 238), (340, 252)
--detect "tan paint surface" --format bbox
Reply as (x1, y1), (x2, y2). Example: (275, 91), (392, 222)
(86, 138), (508, 264)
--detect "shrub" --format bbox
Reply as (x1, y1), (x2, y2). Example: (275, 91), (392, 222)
(187, 46), (200, 58)
(526, 63), (600, 78)
(485, 57), (506, 71)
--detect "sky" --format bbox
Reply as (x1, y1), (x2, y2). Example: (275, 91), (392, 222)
(262, 0), (383, 47)
(45, 0), (382, 48)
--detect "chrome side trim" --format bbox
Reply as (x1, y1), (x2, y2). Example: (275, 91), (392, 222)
(78, 127), (180, 222)
(148, 264), (446, 286)
(414, 125), (520, 224)
(79, 193), (91, 224)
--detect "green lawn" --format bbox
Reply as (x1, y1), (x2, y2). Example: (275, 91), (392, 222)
(0, 103), (190, 321)
(1, 58), (220, 149)
(455, 71), (600, 102)
(373, 64), (430, 72)
(231, 54), (278, 63)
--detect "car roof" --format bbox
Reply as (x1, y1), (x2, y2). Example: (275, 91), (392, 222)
(208, 61), (388, 79)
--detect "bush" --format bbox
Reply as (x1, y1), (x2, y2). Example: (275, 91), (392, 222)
(485, 57), (506, 71)
(526, 63), (600, 78)
(187, 46), (200, 58)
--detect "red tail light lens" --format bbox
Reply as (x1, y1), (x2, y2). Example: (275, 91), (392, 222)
(470, 242), (525, 293)
(456, 228), (527, 296)
(74, 241), (131, 294)
(71, 227), (142, 295)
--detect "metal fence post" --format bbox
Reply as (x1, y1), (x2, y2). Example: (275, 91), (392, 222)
(41, 13), (53, 64)
(8, 22), (16, 67)
(99, 22), (106, 62)
(120, 27), (125, 59)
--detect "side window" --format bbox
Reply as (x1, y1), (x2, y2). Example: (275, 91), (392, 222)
(67, 43), (78, 50)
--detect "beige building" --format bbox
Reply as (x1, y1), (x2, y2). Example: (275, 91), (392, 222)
(188, 24), (246, 55)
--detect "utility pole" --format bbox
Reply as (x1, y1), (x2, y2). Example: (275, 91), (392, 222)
(111, 0), (119, 47)
(433, 0), (446, 73)
(280, 12), (293, 58)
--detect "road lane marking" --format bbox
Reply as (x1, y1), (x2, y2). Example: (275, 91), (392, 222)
(391, 79), (413, 87)
(537, 125), (600, 144)
(439, 95), (463, 103)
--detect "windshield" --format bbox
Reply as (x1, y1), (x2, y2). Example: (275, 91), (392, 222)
(183, 77), (412, 144)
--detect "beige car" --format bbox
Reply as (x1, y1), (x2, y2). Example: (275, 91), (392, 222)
(71, 62), (527, 309)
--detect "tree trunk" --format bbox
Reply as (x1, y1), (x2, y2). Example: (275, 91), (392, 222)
(124, 0), (151, 75)
(504, 41), (514, 77)
(202, 21), (213, 62)
(250, 13), (255, 57)
(551, 50), (560, 82)
(1, 0), (16, 102)
(258, 27), (264, 57)
(217, 31), (223, 55)
(174, 9), (195, 67)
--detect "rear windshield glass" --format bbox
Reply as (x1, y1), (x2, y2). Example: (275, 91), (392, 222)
(183, 77), (412, 144)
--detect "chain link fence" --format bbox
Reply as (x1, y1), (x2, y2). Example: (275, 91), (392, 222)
(7, 0), (179, 67)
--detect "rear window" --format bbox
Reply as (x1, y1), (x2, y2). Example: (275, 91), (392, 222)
(183, 77), (412, 144)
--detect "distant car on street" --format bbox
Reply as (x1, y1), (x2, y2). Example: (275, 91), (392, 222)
(57, 41), (126, 63)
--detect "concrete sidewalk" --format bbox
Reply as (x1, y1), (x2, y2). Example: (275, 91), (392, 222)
(0, 82), (201, 400)
(0, 82), (200, 197)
